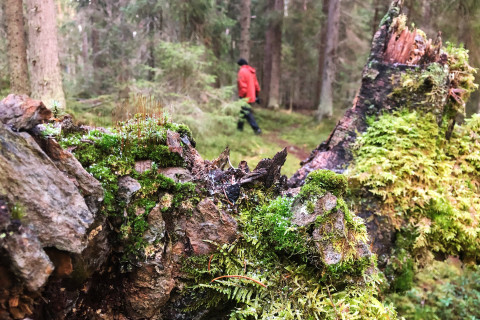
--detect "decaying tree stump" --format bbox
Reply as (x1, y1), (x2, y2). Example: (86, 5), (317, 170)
(289, 0), (452, 187)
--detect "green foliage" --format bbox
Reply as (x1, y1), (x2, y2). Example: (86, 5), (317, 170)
(56, 113), (197, 266)
(240, 197), (308, 256)
(183, 174), (395, 319)
(391, 63), (449, 115)
(9, 203), (25, 220)
(384, 229), (417, 292)
(300, 169), (348, 199)
(185, 242), (396, 319)
(445, 42), (478, 93)
(349, 110), (480, 261)
(387, 258), (480, 320)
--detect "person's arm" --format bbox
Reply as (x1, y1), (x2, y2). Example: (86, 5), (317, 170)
(238, 71), (248, 98)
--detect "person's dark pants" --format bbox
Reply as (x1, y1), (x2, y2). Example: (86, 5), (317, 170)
(238, 103), (260, 132)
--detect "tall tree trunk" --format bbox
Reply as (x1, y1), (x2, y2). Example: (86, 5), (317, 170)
(422, 1), (432, 35)
(314, 0), (330, 108)
(316, 0), (340, 121)
(25, 0), (65, 109)
(239, 0), (251, 61)
(147, 17), (155, 81)
(4, 0), (30, 95)
(263, 0), (284, 109)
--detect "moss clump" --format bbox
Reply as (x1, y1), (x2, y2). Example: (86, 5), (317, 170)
(299, 169), (348, 199)
(444, 42), (478, 113)
(389, 42), (477, 120)
(390, 62), (449, 116)
(56, 113), (198, 267)
(241, 197), (308, 256)
(183, 173), (393, 319)
(349, 110), (480, 261)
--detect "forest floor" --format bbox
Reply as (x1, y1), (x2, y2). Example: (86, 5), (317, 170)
(64, 98), (338, 177)
(194, 108), (337, 177)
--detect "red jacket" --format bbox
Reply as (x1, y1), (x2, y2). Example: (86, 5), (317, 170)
(237, 65), (260, 103)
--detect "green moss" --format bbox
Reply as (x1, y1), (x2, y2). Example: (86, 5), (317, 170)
(9, 203), (25, 220)
(56, 113), (200, 266)
(300, 169), (348, 199)
(349, 109), (480, 263)
(390, 63), (449, 115)
(387, 259), (480, 320)
(384, 229), (417, 292)
(182, 173), (392, 319)
(326, 255), (375, 281)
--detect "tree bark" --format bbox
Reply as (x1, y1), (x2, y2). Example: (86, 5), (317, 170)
(263, 0), (284, 109)
(4, 0), (30, 95)
(239, 0), (251, 61)
(25, 0), (66, 109)
(314, 0), (330, 108)
(316, 0), (340, 121)
(147, 17), (156, 81)
(291, 0), (451, 186)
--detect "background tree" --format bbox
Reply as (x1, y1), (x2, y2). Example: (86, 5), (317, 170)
(25, 0), (65, 109)
(317, 0), (340, 120)
(262, 0), (284, 109)
(3, 0), (29, 95)
(239, 0), (251, 61)
(315, 0), (330, 108)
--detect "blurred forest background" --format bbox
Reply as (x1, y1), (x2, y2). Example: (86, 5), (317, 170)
(1, 0), (480, 175)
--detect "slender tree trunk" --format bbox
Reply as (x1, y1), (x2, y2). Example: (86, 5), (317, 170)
(239, 0), (251, 61)
(90, 0), (101, 69)
(25, 0), (65, 109)
(147, 17), (155, 81)
(263, 0), (284, 109)
(4, 0), (30, 94)
(316, 0), (340, 121)
(422, 1), (432, 35)
(314, 0), (330, 108)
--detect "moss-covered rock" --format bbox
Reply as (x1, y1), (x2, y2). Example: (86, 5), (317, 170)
(182, 169), (394, 319)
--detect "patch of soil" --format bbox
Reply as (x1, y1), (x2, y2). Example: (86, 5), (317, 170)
(264, 132), (310, 160)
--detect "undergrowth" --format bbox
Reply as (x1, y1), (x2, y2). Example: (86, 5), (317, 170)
(387, 258), (480, 319)
(183, 170), (397, 319)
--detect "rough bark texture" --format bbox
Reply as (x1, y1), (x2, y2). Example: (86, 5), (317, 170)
(291, 0), (448, 187)
(25, 0), (66, 109)
(4, 0), (30, 95)
(314, 0), (330, 107)
(316, 0), (341, 120)
(239, 0), (251, 61)
(290, 0), (455, 258)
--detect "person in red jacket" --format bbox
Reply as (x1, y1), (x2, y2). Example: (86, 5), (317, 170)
(237, 58), (262, 134)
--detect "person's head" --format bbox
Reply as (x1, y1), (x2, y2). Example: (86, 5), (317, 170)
(237, 58), (248, 66)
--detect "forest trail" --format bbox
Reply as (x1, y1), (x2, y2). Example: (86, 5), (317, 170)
(264, 130), (310, 161)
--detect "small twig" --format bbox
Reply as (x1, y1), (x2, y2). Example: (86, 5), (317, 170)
(223, 187), (234, 206)
(208, 254), (214, 271)
(326, 285), (340, 320)
(211, 275), (267, 288)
